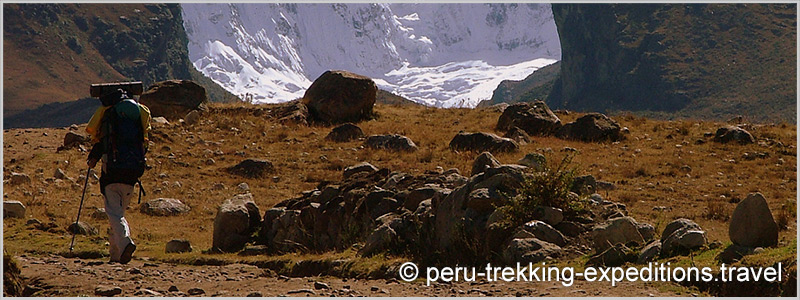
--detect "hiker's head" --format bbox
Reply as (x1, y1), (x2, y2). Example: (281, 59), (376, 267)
(100, 88), (129, 107)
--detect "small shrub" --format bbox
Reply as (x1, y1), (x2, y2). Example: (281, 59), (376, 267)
(504, 154), (580, 227)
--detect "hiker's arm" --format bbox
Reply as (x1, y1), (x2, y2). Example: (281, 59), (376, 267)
(87, 142), (103, 168)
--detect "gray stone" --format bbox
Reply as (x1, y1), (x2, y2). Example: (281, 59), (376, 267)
(555, 221), (587, 237)
(504, 127), (532, 145)
(184, 110), (200, 126)
(713, 126), (755, 144)
(587, 243), (634, 267)
(95, 285), (123, 296)
(325, 123), (365, 142)
(213, 193), (260, 252)
(729, 192), (778, 248)
(139, 198), (190, 216)
(660, 218), (707, 256)
(556, 113), (622, 142)
(637, 223), (656, 242)
(314, 281), (331, 290)
(466, 188), (505, 213)
(637, 240), (662, 264)
(532, 206), (564, 226)
(68, 221), (98, 235)
(501, 238), (562, 265)
(90, 207), (108, 220)
(228, 158), (275, 179)
(3, 201), (26, 218)
(449, 131), (519, 153)
(165, 239), (192, 253)
(471, 152), (501, 176)
(364, 134), (418, 152)
(496, 101), (562, 136)
(572, 175), (597, 195)
(517, 153), (546, 171)
(522, 221), (567, 247)
(592, 217), (645, 252)
(343, 162), (378, 179)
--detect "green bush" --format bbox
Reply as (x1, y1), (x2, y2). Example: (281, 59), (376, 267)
(503, 154), (582, 227)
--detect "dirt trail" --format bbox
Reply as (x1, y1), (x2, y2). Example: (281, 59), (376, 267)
(16, 254), (687, 297)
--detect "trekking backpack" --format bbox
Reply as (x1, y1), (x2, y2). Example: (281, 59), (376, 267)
(101, 98), (147, 179)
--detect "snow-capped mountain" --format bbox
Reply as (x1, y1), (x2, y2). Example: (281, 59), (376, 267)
(181, 3), (560, 107)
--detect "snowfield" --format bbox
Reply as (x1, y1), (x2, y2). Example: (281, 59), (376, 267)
(181, 3), (561, 107)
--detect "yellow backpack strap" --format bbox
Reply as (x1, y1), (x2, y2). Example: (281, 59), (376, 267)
(138, 104), (151, 143)
(86, 106), (111, 144)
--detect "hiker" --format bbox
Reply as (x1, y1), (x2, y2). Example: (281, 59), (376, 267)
(85, 88), (151, 264)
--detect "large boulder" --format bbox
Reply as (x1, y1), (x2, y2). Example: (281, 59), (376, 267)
(325, 123), (365, 142)
(228, 159), (275, 179)
(364, 134), (418, 152)
(3, 201), (26, 218)
(139, 198), (191, 216)
(302, 70), (377, 124)
(556, 113), (622, 142)
(449, 132), (519, 153)
(592, 217), (645, 252)
(139, 80), (207, 120)
(212, 194), (261, 252)
(660, 218), (707, 257)
(496, 101), (562, 136)
(501, 238), (562, 265)
(729, 193), (778, 247)
(471, 152), (501, 176)
(713, 126), (755, 144)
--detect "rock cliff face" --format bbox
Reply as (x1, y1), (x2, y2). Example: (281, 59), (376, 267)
(547, 4), (796, 122)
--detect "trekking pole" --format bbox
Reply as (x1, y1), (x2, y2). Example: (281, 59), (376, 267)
(69, 167), (92, 253)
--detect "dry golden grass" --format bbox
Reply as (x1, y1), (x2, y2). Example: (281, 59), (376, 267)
(3, 102), (797, 263)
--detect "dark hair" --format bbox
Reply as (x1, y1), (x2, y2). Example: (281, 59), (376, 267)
(99, 88), (129, 106)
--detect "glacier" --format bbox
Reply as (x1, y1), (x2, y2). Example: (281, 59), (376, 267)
(181, 3), (560, 107)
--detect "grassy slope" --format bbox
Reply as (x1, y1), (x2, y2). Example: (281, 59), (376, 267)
(2, 103), (796, 293)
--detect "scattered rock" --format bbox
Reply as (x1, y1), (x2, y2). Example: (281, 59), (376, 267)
(90, 207), (108, 220)
(302, 70), (377, 124)
(3, 201), (26, 218)
(187, 288), (205, 295)
(554, 221), (587, 237)
(713, 126), (755, 144)
(592, 217), (645, 252)
(471, 152), (501, 176)
(139, 198), (190, 216)
(729, 192), (778, 247)
(63, 132), (87, 149)
(183, 110), (201, 126)
(95, 285), (122, 297)
(504, 127), (532, 145)
(531, 206), (564, 226)
(275, 101), (310, 126)
(501, 238), (562, 265)
(325, 123), (365, 142)
(496, 101), (562, 136)
(343, 162), (378, 179)
(228, 159), (275, 179)
(572, 175), (597, 195)
(246, 291), (263, 297)
(68, 221), (98, 235)
(637, 240), (662, 264)
(314, 281), (330, 290)
(8, 173), (31, 185)
(466, 188), (507, 213)
(54, 168), (70, 180)
(660, 218), (707, 257)
(287, 289), (315, 295)
(364, 134), (418, 152)
(213, 193), (261, 252)
(517, 153), (546, 171)
(522, 221), (567, 247)
(556, 113), (622, 142)
(165, 239), (192, 253)
(139, 80), (207, 120)
(449, 131), (519, 153)
(168, 285), (179, 292)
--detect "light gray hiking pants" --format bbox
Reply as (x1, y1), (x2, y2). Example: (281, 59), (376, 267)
(104, 183), (135, 262)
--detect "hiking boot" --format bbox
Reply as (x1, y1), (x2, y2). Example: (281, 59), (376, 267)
(120, 243), (136, 264)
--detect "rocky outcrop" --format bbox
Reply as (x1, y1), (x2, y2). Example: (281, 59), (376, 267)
(713, 126), (755, 144)
(139, 80), (207, 120)
(212, 194), (261, 253)
(556, 113), (622, 142)
(325, 123), (365, 142)
(449, 132), (519, 153)
(729, 193), (778, 247)
(496, 102), (562, 136)
(364, 134), (418, 152)
(228, 159), (275, 179)
(302, 70), (377, 124)
(549, 4), (796, 122)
